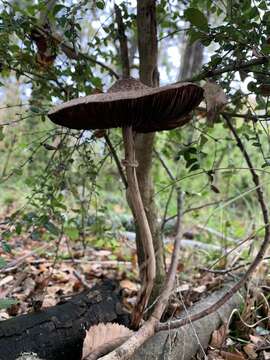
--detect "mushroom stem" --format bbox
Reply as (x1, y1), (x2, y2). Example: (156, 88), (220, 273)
(122, 126), (156, 329)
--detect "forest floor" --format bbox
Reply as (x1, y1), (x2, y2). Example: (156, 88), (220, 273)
(0, 218), (270, 360)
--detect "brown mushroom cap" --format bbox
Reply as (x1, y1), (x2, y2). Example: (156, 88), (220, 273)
(48, 77), (203, 133)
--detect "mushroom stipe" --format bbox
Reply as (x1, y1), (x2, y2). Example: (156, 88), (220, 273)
(48, 77), (203, 329)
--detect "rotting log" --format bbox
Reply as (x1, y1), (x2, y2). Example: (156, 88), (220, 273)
(130, 282), (243, 360)
(0, 280), (129, 360)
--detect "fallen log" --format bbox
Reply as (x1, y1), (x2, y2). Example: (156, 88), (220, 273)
(0, 280), (128, 360)
(130, 283), (243, 360)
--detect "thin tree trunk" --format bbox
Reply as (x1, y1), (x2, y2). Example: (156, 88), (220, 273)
(135, 0), (165, 302)
(178, 38), (204, 81)
(178, 32), (204, 145)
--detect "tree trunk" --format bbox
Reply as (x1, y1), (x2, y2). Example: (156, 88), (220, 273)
(135, 0), (166, 302)
(178, 38), (204, 81)
(178, 32), (204, 147)
(0, 281), (128, 360)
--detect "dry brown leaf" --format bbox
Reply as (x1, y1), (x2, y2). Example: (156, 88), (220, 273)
(210, 323), (228, 349)
(249, 334), (264, 345)
(42, 296), (57, 308)
(0, 275), (14, 287)
(264, 351), (270, 360)
(220, 350), (246, 360)
(176, 284), (190, 292)
(243, 344), (257, 359)
(208, 349), (224, 360)
(120, 279), (138, 292)
(82, 323), (133, 359)
(193, 285), (206, 294)
(203, 81), (227, 123)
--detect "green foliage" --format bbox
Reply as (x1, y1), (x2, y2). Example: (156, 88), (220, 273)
(184, 8), (209, 32)
(0, 298), (17, 310)
(0, 0), (269, 265)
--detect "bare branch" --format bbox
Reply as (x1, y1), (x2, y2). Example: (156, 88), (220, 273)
(104, 134), (128, 188)
(178, 56), (269, 83)
(114, 4), (130, 78)
(32, 25), (119, 79)
(157, 114), (270, 331)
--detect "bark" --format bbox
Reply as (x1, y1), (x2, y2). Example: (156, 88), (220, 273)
(114, 4), (130, 78)
(135, 0), (166, 302)
(0, 281), (128, 360)
(178, 39), (204, 81)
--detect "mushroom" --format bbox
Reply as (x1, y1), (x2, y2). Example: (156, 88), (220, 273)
(48, 77), (203, 328)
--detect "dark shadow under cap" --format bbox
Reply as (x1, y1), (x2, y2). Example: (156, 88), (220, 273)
(48, 77), (203, 133)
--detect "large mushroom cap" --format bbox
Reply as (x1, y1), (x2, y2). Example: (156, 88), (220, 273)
(48, 77), (203, 133)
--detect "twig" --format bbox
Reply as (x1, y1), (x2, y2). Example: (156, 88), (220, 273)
(157, 114), (270, 331)
(0, 244), (51, 274)
(199, 263), (247, 275)
(104, 134), (128, 188)
(114, 4), (130, 78)
(31, 24), (119, 79)
(197, 106), (270, 121)
(161, 186), (174, 231)
(181, 56), (269, 82)
(154, 149), (183, 236)
(196, 224), (239, 243)
(154, 148), (175, 181)
(73, 270), (91, 290)
(164, 199), (224, 224)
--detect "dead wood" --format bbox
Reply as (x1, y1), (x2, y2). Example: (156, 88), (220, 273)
(131, 283), (243, 360)
(1, 280), (128, 360)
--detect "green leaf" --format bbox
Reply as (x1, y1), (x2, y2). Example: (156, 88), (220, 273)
(247, 81), (256, 92)
(262, 44), (270, 54)
(13, 168), (23, 176)
(96, 1), (105, 10)
(44, 222), (60, 236)
(53, 4), (65, 15)
(0, 298), (17, 310)
(0, 257), (7, 268)
(64, 226), (79, 240)
(184, 8), (209, 32)
(200, 135), (208, 147)
(0, 128), (4, 141)
(259, 1), (267, 10)
(30, 106), (40, 114)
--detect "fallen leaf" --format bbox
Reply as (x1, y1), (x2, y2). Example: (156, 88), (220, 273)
(82, 323), (133, 359)
(208, 349), (224, 360)
(264, 351), (270, 360)
(220, 350), (246, 360)
(210, 323), (228, 349)
(176, 284), (190, 292)
(193, 285), (207, 294)
(243, 344), (257, 359)
(249, 334), (264, 345)
(120, 279), (138, 292)
(0, 275), (14, 287)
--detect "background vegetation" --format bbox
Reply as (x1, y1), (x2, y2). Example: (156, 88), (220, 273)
(0, 0), (270, 300)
